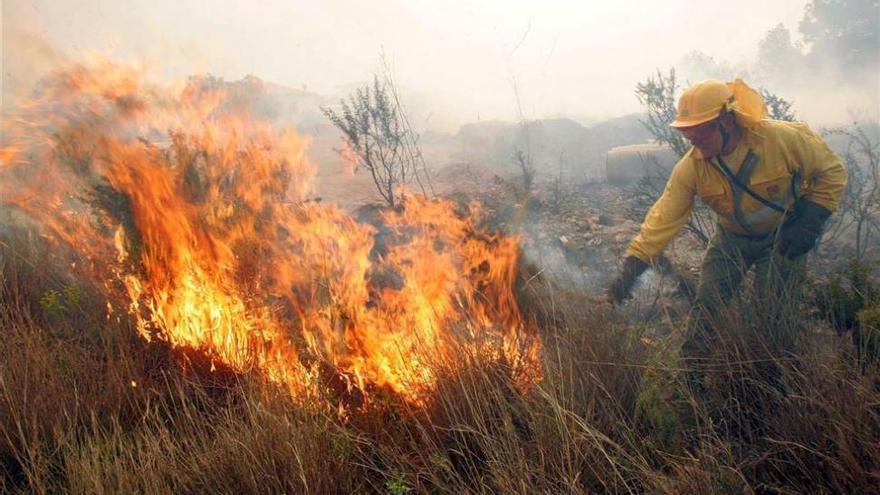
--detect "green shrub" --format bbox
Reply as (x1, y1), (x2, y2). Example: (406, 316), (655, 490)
(814, 258), (879, 331)
(39, 283), (81, 317)
(814, 257), (880, 366)
(385, 473), (411, 495)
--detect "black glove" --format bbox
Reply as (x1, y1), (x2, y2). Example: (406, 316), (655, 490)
(607, 256), (650, 304)
(776, 199), (832, 258)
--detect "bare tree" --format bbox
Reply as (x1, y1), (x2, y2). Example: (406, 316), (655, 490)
(378, 58), (435, 200)
(322, 72), (431, 208)
(548, 151), (575, 213)
(822, 123), (880, 259)
(512, 148), (535, 195)
(629, 68), (714, 245)
(761, 88), (797, 121)
(635, 69), (690, 157)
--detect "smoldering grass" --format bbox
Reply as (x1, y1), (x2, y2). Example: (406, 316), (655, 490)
(2, 231), (878, 494)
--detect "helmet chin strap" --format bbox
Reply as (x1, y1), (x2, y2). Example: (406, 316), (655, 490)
(717, 112), (731, 154)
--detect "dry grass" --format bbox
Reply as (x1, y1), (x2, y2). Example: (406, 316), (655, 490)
(1, 233), (878, 494)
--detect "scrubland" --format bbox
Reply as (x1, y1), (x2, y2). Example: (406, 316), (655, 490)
(2, 226), (878, 495)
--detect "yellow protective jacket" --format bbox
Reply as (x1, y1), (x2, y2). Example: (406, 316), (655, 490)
(626, 119), (847, 263)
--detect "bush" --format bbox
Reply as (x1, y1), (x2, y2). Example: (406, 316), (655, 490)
(322, 73), (432, 208)
(813, 257), (880, 366)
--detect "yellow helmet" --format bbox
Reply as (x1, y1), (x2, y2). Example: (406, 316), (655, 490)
(670, 79), (768, 129)
(670, 80), (733, 128)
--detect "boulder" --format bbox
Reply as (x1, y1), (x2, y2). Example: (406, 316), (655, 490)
(605, 142), (678, 185)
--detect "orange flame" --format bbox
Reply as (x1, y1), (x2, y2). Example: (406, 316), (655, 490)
(1, 61), (541, 406)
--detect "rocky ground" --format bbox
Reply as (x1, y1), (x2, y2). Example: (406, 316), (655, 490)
(432, 168), (704, 332)
(323, 160), (867, 340)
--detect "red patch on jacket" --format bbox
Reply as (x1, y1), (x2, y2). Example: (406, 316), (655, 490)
(766, 184), (781, 198)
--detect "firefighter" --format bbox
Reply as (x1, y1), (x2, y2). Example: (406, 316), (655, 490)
(607, 79), (847, 363)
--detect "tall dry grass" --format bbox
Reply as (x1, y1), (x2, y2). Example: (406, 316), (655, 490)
(1, 232), (878, 494)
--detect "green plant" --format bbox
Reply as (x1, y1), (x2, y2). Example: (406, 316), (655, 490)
(814, 257), (879, 331)
(39, 289), (63, 314)
(39, 283), (81, 316)
(385, 473), (411, 495)
(814, 257), (880, 367)
(635, 367), (683, 452)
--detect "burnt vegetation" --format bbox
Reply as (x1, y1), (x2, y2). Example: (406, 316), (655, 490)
(2, 222), (880, 494)
(2, 3), (880, 494)
(2, 87), (879, 492)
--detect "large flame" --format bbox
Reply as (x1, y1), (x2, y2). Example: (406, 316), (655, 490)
(1, 61), (541, 405)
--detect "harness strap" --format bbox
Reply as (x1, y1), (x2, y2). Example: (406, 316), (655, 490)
(713, 151), (787, 214)
(711, 150), (789, 235)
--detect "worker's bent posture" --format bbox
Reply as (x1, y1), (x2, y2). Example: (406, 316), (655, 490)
(608, 79), (847, 362)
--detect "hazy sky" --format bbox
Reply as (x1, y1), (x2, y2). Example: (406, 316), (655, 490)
(3, 0), (867, 131)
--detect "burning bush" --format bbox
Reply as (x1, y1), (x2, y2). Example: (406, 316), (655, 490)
(0, 61), (541, 407)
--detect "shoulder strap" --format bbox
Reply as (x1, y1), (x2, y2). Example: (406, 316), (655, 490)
(712, 151), (786, 214)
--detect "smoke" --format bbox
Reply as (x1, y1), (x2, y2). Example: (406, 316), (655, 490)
(3, 0), (876, 139)
(673, 7), (879, 128)
(1, 28), (68, 114)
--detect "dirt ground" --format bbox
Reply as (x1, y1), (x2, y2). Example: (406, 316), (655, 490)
(311, 161), (705, 335)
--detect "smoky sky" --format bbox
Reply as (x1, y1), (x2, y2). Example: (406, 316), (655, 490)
(3, 0), (878, 132)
